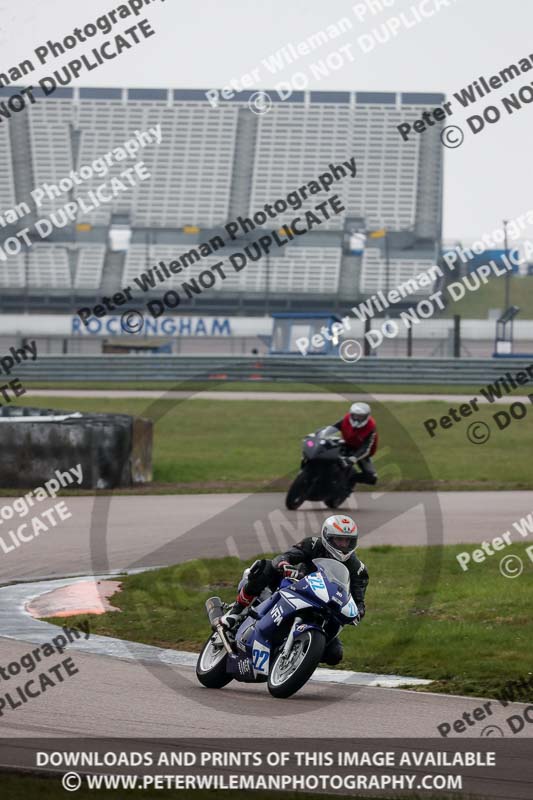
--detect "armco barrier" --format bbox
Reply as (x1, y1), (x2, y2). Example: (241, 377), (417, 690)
(10, 355), (533, 385)
(0, 406), (152, 489)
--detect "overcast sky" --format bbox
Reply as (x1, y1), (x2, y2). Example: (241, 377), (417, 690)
(1, 0), (532, 243)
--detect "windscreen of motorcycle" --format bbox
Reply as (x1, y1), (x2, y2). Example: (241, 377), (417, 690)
(312, 558), (351, 593)
(316, 425), (342, 440)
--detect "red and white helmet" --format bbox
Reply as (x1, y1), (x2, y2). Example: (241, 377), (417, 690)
(349, 402), (370, 428)
(321, 515), (359, 562)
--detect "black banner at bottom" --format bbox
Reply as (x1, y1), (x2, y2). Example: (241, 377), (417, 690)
(0, 738), (531, 798)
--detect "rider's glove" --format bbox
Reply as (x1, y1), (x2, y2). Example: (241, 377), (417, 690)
(277, 560), (301, 580)
(357, 602), (366, 620)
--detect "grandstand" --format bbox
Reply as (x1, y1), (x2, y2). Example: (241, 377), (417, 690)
(0, 86), (444, 314)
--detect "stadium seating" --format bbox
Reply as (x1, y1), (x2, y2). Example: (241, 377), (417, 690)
(28, 245), (70, 288)
(2, 88), (443, 305)
(123, 244), (340, 294)
(0, 125), (16, 216)
(360, 248), (437, 297)
(0, 257), (25, 289)
(76, 98), (238, 228)
(74, 245), (106, 289)
(28, 98), (74, 218)
(252, 102), (423, 232)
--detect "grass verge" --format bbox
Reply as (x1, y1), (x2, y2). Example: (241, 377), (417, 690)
(45, 544), (533, 703)
(9, 395), (533, 491)
(436, 274), (533, 319)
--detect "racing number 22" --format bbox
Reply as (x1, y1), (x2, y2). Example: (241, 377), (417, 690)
(252, 648), (268, 672)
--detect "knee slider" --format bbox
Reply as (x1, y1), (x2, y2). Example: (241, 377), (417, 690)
(248, 559), (266, 579)
(246, 559), (271, 595)
(323, 640), (343, 665)
(324, 652), (343, 666)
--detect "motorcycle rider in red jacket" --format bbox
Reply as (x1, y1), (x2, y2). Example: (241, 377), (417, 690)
(332, 402), (378, 490)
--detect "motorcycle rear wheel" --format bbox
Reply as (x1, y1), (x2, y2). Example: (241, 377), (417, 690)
(285, 472), (308, 510)
(267, 630), (325, 698)
(196, 634), (233, 688)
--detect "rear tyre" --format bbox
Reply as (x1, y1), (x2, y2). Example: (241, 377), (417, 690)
(268, 629), (326, 698)
(285, 472), (308, 510)
(196, 634), (233, 688)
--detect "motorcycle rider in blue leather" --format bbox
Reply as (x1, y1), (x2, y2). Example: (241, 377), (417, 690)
(221, 514), (368, 666)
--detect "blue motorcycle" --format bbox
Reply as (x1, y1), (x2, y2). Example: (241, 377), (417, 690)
(196, 557), (359, 698)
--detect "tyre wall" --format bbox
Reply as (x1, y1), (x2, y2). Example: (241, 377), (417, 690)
(0, 406), (152, 488)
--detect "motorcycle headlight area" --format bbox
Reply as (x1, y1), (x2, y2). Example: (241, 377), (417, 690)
(340, 598), (358, 618)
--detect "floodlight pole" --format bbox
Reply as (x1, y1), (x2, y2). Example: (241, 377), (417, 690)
(24, 249), (29, 314)
(384, 229), (390, 295)
(503, 219), (510, 310)
(265, 254), (270, 314)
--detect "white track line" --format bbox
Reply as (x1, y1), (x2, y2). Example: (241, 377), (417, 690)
(0, 576), (431, 689)
(27, 390), (529, 404)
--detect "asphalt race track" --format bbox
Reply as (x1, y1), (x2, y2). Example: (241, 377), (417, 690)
(0, 491), (532, 740)
(1, 491), (531, 584)
(3, 632), (528, 740)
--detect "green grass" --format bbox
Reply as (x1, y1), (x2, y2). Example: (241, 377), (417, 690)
(437, 274), (533, 318)
(46, 544), (533, 702)
(10, 395), (533, 491)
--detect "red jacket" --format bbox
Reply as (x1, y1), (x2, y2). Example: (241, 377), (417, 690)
(337, 414), (378, 458)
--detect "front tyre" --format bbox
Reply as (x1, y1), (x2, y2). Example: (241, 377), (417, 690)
(324, 493), (350, 509)
(268, 630), (325, 698)
(285, 471), (308, 510)
(196, 634), (233, 689)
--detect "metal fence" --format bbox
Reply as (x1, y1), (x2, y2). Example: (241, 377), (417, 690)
(12, 355), (533, 385)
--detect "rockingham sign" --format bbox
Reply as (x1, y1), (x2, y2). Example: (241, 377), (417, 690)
(0, 315), (272, 339)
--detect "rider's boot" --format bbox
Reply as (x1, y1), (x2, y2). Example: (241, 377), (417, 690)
(220, 588), (255, 630)
(348, 468), (358, 491)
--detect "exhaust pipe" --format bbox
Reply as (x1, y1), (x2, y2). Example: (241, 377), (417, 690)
(206, 596), (224, 626)
(205, 597), (234, 654)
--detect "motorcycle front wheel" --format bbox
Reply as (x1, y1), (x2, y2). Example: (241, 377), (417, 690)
(267, 629), (325, 698)
(324, 492), (350, 509)
(285, 471), (309, 510)
(196, 633), (233, 688)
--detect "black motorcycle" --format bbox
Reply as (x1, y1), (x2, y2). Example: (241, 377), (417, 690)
(285, 426), (354, 510)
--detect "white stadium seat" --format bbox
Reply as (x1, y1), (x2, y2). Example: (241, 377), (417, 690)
(9, 88), (443, 299)
(360, 248), (437, 296)
(27, 245), (70, 288)
(74, 246), (106, 289)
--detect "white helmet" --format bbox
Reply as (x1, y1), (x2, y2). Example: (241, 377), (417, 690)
(349, 402), (370, 428)
(321, 515), (359, 562)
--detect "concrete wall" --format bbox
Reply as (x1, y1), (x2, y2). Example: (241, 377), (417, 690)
(0, 406), (152, 489)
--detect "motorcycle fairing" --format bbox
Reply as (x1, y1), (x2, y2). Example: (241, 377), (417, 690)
(231, 562), (359, 682)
